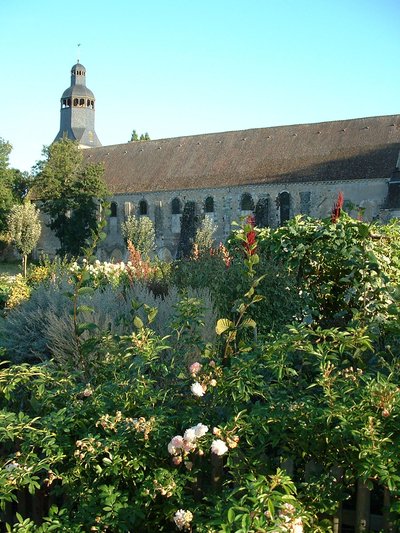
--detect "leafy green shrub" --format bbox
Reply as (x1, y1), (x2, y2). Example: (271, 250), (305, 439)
(1, 305), (400, 530)
(260, 214), (400, 329)
(0, 275), (216, 367)
(1, 214), (400, 530)
(26, 265), (51, 287)
(173, 240), (303, 336)
(7, 201), (41, 277)
(0, 276), (13, 309)
(193, 215), (217, 255)
(175, 213), (400, 339)
(5, 275), (30, 309)
(121, 214), (155, 258)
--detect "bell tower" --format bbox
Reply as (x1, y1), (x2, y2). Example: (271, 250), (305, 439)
(54, 62), (101, 147)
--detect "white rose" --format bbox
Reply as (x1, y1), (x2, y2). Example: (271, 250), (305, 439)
(193, 423), (208, 438)
(211, 439), (228, 456)
(183, 428), (197, 442)
(191, 382), (205, 397)
(167, 442), (177, 455)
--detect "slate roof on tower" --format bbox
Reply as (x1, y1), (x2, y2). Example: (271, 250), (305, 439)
(62, 85), (95, 98)
(84, 114), (400, 195)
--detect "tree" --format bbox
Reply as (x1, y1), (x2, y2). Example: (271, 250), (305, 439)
(0, 138), (27, 234)
(7, 201), (41, 276)
(33, 138), (108, 257)
(177, 201), (200, 258)
(194, 215), (217, 255)
(129, 130), (150, 142)
(121, 214), (155, 258)
(130, 130), (139, 142)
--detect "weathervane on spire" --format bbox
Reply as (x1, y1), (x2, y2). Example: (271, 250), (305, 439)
(77, 43), (82, 63)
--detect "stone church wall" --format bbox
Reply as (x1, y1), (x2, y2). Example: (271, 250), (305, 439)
(96, 177), (387, 261)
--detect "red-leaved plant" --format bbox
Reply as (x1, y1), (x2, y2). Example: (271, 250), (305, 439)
(331, 192), (344, 223)
(243, 215), (257, 255)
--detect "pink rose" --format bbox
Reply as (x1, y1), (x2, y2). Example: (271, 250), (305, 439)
(189, 362), (202, 376)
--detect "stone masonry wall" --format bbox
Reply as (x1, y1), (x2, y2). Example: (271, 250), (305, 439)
(95, 178), (388, 261)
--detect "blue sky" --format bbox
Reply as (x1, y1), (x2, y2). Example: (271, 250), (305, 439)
(1, 0), (400, 171)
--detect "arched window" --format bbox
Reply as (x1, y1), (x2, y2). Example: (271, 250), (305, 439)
(73, 98), (78, 106)
(279, 192), (290, 224)
(110, 202), (118, 218)
(240, 193), (254, 212)
(255, 198), (269, 228)
(171, 197), (182, 215)
(204, 196), (214, 213)
(139, 199), (148, 216)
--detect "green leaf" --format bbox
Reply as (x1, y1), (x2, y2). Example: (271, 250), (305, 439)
(81, 271), (91, 282)
(251, 253), (260, 265)
(77, 286), (95, 296)
(146, 307), (158, 324)
(358, 224), (370, 238)
(242, 318), (257, 329)
(267, 499), (275, 518)
(76, 322), (98, 335)
(216, 318), (234, 335)
(134, 316), (144, 329)
(241, 513), (251, 530)
(76, 305), (95, 314)
(244, 287), (255, 298)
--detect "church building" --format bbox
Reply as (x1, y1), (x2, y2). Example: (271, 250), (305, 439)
(40, 62), (400, 260)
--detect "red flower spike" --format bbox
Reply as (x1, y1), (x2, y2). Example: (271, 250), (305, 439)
(331, 192), (344, 223)
(219, 242), (231, 268)
(243, 216), (257, 256)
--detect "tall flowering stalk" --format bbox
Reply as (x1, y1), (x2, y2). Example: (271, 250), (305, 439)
(218, 242), (231, 268)
(126, 240), (154, 284)
(191, 241), (232, 268)
(243, 215), (257, 256)
(215, 216), (265, 363)
(331, 192), (344, 223)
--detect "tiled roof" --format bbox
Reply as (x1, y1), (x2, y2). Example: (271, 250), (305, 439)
(84, 115), (400, 194)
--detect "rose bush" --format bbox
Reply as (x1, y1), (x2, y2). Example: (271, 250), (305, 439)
(0, 214), (400, 530)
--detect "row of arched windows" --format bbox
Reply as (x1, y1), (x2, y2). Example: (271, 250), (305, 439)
(110, 192), (291, 224)
(61, 98), (95, 109)
(111, 200), (148, 217)
(171, 197), (214, 215)
(240, 192), (290, 224)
